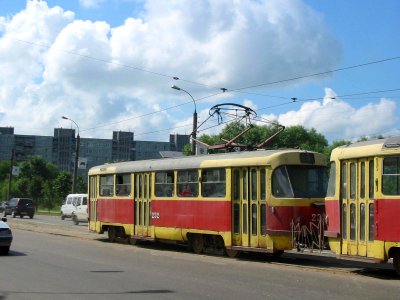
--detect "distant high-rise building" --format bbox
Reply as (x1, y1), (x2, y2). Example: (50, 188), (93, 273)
(170, 133), (190, 152)
(112, 131), (134, 162)
(0, 126), (190, 178)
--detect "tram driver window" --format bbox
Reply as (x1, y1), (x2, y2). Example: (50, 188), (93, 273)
(100, 175), (114, 196)
(382, 156), (400, 195)
(202, 168), (226, 198)
(155, 171), (174, 197)
(272, 165), (327, 198)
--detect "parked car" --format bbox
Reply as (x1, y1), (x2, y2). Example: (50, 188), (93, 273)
(3, 198), (35, 219)
(60, 194), (88, 222)
(0, 217), (13, 254)
(0, 202), (6, 213)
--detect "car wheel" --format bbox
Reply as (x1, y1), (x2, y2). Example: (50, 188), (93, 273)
(12, 211), (16, 218)
(61, 213), (65, 220)
(72, 215), (79, 225)
(29, 214), (34, 219)
(0, 246), (10, 255)
(20, 214), (23, 218)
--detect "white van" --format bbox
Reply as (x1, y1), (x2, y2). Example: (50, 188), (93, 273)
(60, 194), (88, 224)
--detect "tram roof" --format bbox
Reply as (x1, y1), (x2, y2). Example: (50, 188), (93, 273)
(331, 135), (400, 160)
(89, 148), (325, 175)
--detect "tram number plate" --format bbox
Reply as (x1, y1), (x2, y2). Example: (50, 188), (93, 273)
(151, 212), (160, 219)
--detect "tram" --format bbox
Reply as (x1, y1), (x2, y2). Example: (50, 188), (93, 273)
(88, 149), (327, 256)
(325, 136), (400, 274)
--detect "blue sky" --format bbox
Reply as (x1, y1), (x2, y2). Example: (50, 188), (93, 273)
(0, 0), (399, 143)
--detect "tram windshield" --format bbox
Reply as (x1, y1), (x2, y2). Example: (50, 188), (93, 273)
(272, 165), (327, 198)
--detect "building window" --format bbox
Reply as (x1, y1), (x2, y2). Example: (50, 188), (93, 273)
(100, 175), (114, 196)
(202, 168), (226, 198)
(155, 171), (174, 197)
(177, 170), (199, 197)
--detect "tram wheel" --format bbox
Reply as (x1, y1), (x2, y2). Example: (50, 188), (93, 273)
(272, 250), (284, 258)
(108, 227), (117, 243)
(190, 235), (204, 254)
(129, 238), (138, 245)
(394, 251), (400, 276)
(225, 248), (241, 258)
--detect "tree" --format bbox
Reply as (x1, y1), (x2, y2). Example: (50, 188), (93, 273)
(52, 171), (72, 207)
(182, 144), (192, 156)
(14, 156), (60, 208)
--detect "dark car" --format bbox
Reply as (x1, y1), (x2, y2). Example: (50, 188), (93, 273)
(3, 198), (35, 219)
(0, 217), (13, 254)
(0, 202), (6, 213)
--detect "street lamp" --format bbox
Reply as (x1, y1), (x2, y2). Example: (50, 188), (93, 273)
(62, 116), (80, 193)
(171, 85), (197, 155)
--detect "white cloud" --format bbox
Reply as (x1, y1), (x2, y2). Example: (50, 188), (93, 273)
(0, 0), (343, 141)
(267, 88), (399, 141)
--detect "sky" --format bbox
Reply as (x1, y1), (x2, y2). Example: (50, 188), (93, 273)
(0, 0), (399, 143)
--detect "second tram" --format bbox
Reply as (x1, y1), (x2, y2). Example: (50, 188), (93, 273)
(325, 136), (400, 274)
(88, 149), (327, 256)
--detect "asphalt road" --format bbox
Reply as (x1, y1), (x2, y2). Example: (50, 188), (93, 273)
(1, 216), (399, 300)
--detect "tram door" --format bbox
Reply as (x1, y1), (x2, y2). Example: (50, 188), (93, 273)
(88, 176), (97, 232)
(134, 173), (153, 237)
(340, 159), (375, 257)
(232, 168), (267, 248)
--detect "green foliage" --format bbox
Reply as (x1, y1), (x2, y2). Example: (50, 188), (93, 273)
(75, 176), (88, 194)
(182, 144), (192, 156)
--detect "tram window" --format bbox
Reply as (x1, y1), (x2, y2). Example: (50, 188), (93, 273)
(326, 162), (336, 197)
(177, 170), (199, 197)
(360, 203), (365, 241)
(233, 203), (240, 234)
(350, 203), (356, 240)
(149, 174), (153, 198)
(369, 160), (374, 199)
(243, 170), (247, 201)
(260, 204), (266, 236)
(138, 174), (143, 198)
(350, 163), (356, 200)
(155, 171), (174, 197)
(382, 156), (400, 195)
(243, 203), (248, 234)
(144, 174), (148, 198)
(369, 203), (374, 241)
(341, 163), (347, 200)
(100, 175), (114, 196)
(251, 169), (257, 201)
(272, 165), (327, 198)
(272, 167), (292, 197)
(232, 170), (240, 201)
(360, 162), (365, 199)
(251, 204), (257, 236)
(116, 174), (131, 196)
(202, 168), (226, 198)
(342, 204), (347, 240)
(260, 169), (266, 201)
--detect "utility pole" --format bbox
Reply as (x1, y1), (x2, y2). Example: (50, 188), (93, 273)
(7, 149), (14, 200)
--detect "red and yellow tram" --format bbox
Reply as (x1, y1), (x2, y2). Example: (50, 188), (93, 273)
(325, 136), (400, 274)
(88, 149), (327, 256)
